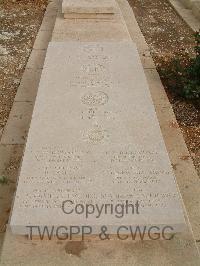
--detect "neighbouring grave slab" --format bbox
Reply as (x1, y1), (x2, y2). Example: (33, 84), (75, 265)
(10, 41), (186, 235)
(63, 13), (116, 19)
(52, 11), (131, 42)
(62, 0), (118, 15)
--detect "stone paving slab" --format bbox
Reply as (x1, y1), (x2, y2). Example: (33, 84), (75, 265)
(40, 15), (57, 31)
(192, 1), (200, 20)
(179, 0), (194, 9)
(144, 69), (170, 105)
(0, 224), (200, 265)
(33, 30), (53, 50)
(169, 0), (200, 31)
(26, 49), (47, 70)
(44, 0), (59, 16)
(14, 69), (42, 103)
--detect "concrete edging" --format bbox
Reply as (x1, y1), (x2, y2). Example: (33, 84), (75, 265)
(169, 0), (200, 31)
(179, 0), (200, 21)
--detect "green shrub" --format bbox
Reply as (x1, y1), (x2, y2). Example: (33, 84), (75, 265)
(0, 175), (8, 185)
(159, 31), (200, 101)
(183, 31), (200, 99)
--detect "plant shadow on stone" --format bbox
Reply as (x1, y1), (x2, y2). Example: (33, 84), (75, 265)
(158, 31), (200, 108)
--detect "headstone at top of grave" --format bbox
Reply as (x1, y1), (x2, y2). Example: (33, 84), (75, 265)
(10, 41), (186, 237)
(62, 0), (118, 19)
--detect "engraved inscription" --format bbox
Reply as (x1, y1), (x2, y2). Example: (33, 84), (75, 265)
(17, 145), (176, 211)
(83, 126), (109, 144)
(81, 91), (108, 106)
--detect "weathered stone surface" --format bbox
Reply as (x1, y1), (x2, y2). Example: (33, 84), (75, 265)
(26, 49), (47, 70)
(39, 15), (56, 31)
(52, 11), (131, 42)
(10, 41), (185, 235)
(192, 1), (200, 20)
(63, 13), (115, 19)
(14, 69), (42, 102)
(62, 0), (118, 15)
(1, 226), (200, 265)
(33, 30), (53, 50)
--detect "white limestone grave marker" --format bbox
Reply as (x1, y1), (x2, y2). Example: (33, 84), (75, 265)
(10, 41), (186, 236)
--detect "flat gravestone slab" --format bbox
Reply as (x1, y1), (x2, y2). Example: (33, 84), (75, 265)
(52, 11), (131, 42)
(10, 41), (185, 235)
(62, 0), (118, 15)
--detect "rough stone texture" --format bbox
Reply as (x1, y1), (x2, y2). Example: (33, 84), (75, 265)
(62, 0), (118, 14)
(10, 41), (185, 235)
(0, 102), (34, 145)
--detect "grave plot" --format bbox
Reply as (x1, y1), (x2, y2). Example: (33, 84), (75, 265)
(10, 41), (186, 236)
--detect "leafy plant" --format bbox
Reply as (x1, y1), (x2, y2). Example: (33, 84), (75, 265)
(182, 31), (200, 99)
(0, 175), (8, 185)
(158, 31), (200, 101)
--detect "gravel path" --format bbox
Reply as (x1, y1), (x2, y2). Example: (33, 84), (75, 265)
(0, 0), (47, 136)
